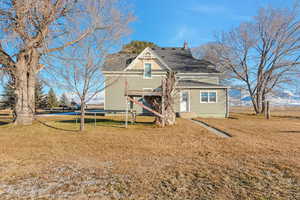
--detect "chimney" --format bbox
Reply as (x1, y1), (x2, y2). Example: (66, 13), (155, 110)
(183, 41), (188, 50)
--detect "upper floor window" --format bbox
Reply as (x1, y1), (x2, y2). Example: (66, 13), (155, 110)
(200, 91), (217, 103)
(144, 63), (152, 78)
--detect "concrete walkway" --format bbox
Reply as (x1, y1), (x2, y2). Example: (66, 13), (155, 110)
(189, 119), (231, 138)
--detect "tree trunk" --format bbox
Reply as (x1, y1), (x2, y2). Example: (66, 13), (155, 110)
(144, 72), (177, 127)
(154, 106), (176, 127)
(264, 101), (270, 119)
(164, 106), (176, 126)
(80, 102), (85, 131)
(256, 92), (262, 114)
(251, 90), (265, 115)
(261, 94), (266, 114)
(250, 96), (259, 114)
(257, 93), (266, 114)
(14, 57), (36, 125)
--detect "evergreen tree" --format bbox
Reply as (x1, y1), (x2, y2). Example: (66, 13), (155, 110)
(40, 95), (49, 109)
(47, 88), (58, 109)
(70, 99), (77, 106)
(1, 78), (47, 111)
(59, 93), (70, 107)
(1, 80), (15, 110)
(35, 79), (46, 110)
(122, 40), (157, 54)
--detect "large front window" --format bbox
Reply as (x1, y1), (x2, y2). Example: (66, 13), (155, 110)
(144, 63), (152, 78)
(200, 91), (217, 103)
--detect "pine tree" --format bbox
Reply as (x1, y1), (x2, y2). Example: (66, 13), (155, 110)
(40, 95), (49, 109)
(1, 78), (47, 111)
(35, 79), (46, 110)
(60, 93), (70, 107)
(47, 88), (58, 109)
(1, 80), (16, 110)
(70, 99), (77, 106)
(122, 40), (157, 54)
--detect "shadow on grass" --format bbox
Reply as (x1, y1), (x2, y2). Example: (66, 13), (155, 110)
(0, 120), (10, 126)
(0, 114), (12, 126)
(227, 116), (238, 120)
(0, 116), (154, 131)
(0, 117), (80, 132)
(280, 130), (300, 134)
(233, 113), (300, 120)
(235, 112), (257, 116)
(58, 118), (154, 128)
(273, 115), (300, 120)
(35, 118), (79, 132)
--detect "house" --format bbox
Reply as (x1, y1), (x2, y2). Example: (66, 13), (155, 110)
(103, 43), (229, 118)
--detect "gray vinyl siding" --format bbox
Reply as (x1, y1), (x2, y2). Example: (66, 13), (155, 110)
(104, 73), (227, 117)
(190, 89), (226, 117)
(174, 88), (226, 117)
(104, 75), (164, 113)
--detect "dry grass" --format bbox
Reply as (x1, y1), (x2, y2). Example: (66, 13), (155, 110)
(0, 108), (299, 199)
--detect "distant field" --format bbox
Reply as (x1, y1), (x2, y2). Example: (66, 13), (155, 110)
(231, 105), (300, 116)
(0, 108), (299, 199)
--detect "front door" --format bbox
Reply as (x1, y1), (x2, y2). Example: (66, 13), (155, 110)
(180, 91), (189, 112)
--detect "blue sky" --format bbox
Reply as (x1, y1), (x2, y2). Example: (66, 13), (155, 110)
(128, 0), (294, 48)
(0, 0), (297, 98)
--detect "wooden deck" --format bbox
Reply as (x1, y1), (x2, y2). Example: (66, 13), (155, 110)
(125, 90), (162, 97)
(124, 80), (166, 128)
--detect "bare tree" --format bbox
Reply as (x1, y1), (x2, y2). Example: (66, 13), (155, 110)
(0, 0), (133, 125)
(204, 5), (300, 114)
(46, 35), (124, 131)
(193, 42), (231, 84)
(144, 72), (177, 126)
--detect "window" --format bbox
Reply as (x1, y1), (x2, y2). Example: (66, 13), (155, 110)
(209, 92), (217, 102)
(144, 63), (152, 78)
(201, 92), (209, 102)
(182, 92), (188, 102)
(200, 91), (217, 103)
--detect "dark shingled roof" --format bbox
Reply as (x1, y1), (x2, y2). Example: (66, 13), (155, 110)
(103, 53), (138, 71)
(103, 47), (219, 73)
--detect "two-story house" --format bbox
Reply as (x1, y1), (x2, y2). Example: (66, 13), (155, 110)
(103, 43), (229, 118)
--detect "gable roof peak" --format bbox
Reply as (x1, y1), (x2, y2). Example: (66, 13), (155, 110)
(123, 47), (170, 71)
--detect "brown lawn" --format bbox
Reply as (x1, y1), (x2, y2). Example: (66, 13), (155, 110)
(0, 108), (299, 199)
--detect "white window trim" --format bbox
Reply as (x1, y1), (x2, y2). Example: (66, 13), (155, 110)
(143, 63), (152, 79)
(200, 90), (218, 103)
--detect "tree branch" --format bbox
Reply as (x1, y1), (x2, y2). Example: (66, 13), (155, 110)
(0, 47), (15, 68)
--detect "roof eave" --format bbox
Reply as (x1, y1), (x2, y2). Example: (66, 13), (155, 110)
(103, 69), (221, 74)
(176, 72), (221, 75)
(176, 86), (230, 89)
